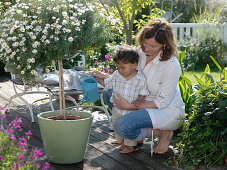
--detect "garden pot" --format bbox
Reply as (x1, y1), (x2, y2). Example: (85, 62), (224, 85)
(37, 110), (93, 164)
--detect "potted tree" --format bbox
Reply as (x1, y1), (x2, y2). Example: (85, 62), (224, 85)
(0, 0), (110, 164)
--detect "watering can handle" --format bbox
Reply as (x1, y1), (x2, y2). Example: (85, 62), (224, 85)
(79, 74), (97, 83)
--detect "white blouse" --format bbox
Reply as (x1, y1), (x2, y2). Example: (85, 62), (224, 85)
(137, 49), (185, 130)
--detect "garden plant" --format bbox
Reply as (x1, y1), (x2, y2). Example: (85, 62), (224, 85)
(0, 106), (50, 169)
(0, 0), (110, 116)
(170, 53), (227, 169)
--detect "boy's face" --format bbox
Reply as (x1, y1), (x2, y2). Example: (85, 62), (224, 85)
(116, 61), (137, 78)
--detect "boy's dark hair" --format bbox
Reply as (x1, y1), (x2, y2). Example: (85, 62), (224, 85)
(113, 45), (139, 64)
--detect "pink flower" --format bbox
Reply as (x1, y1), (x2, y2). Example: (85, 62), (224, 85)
(10, 164), (20, 169)
(1, 114), (7, 118)
(32, 149), (43, 159)
(103, 68), (108, 73)
(26, 130), (33, 136)
(4, 129), (14, 133)
(35, 163), (41, 168)
(21, 147), (27, 152)
(0, 105), (8, 111)
(94, 61), (99, 65)
(0, 156), (3, 160)
(14, 125), (21, 129)
(9, 134), (16, 141)
(9, 118), (22, 128)
(18, 140), (27, 146)
(109, 68), (115, 73)
(42, 162), (51, 170)
(18, 155), (25, 160)
(20, 137), (27, 142)
(105, 55), (111, 60)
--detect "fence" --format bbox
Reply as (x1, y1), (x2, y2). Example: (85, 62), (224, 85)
(170, 23), (227, 62)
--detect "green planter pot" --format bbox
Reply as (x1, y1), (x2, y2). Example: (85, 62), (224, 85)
(37, 110), (93, 164)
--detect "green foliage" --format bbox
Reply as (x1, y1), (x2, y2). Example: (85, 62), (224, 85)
(181, 39), (224, 71)
(166, 0), (227, 23)
(93, 0), (156, 44)
(170, 55), (227, 169)
(192, 0), (225, 24)
(134, 8), (165, 30)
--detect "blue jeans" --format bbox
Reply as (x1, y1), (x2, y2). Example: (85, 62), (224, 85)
(114, 109), (153, 141)
(103, 89), (114, 110)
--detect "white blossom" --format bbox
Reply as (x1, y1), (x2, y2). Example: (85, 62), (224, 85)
(32, 49), (37, 54)
(68, 37), (73, 42)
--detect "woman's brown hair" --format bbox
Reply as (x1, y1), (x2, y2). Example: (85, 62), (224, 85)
(135, 19), (177, 61)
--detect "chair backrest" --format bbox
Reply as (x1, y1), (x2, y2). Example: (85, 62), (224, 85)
(79, 75), (99, 103)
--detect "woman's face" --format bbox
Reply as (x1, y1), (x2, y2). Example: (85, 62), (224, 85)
(142, 38), (163, 57)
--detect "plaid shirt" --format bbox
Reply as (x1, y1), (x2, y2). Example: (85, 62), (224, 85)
(104, 70), (149, 116)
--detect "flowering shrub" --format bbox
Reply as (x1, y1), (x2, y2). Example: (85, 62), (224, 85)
(0, 106), (50, 169)
(0, 0), (110, 82)
(85, 43), (121, 73)
(93, 55), (116, 74)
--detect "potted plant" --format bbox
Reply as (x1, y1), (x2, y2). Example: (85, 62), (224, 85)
(0, 0), (110, 164)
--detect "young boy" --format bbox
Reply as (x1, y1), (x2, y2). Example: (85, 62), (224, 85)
(94, 45), (149, 153)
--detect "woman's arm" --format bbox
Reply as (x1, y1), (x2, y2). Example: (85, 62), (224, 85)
(113, 94), (158, 110)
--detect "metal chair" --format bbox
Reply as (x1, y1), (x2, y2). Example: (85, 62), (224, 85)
(8, 73), (54, 122)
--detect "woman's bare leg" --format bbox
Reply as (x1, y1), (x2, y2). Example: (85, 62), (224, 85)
(153, 130), (173, 154)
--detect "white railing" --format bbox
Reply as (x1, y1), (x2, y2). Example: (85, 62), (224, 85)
(170, 23), (227, 45)
(170, 23), (227, 62)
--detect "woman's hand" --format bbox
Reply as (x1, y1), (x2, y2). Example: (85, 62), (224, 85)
(113, 93), (135, 110)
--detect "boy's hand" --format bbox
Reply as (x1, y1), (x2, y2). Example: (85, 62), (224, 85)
(91, 70), (109, 79)
(132, 99), (143, 107)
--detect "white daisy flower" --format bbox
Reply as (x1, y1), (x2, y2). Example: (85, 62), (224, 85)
(32, 49), (37, 53)
(68, 37), (73, 42)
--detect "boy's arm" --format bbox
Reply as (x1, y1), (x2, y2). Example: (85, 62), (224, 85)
(95, 77), (105, 86)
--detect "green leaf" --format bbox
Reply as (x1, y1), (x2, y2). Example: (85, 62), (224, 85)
(180, 75), (192, 86)
(204, 64), (210, 73)
(207, 94), (216, 98)
(194, 74), (205, 85)
(210, 55), (222, 71)
(223, 68), (227, 81)
(179, 50), (186, 67)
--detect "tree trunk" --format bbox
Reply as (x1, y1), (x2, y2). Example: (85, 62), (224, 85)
(58, 59), (66, 118)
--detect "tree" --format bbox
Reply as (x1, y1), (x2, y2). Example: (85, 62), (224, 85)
(93, 0), (157, 45)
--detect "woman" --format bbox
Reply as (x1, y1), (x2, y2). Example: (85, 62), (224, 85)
(93, 19), (185, 154)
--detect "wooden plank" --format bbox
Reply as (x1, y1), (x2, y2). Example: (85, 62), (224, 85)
(90, 128), (176, 170)
(89, 136), (153, 170)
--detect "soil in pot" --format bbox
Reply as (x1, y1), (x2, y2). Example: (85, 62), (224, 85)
(47, 115), (83, 120)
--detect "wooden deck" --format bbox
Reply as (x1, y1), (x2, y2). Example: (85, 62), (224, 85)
(1, 76), (226, 170)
